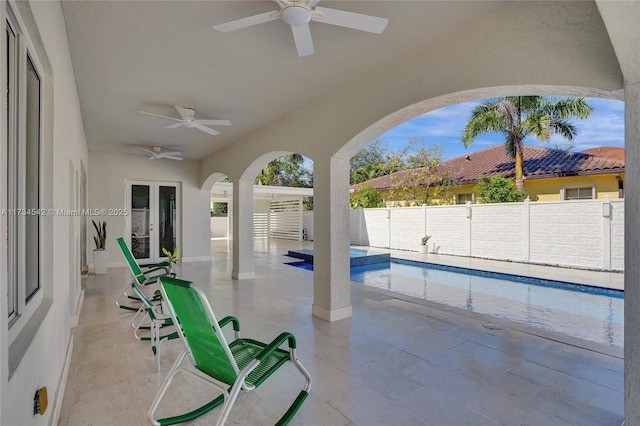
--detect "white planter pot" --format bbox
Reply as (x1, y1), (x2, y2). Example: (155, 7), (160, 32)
(418, 245), (428, 254)
(94, 250), (109, 274)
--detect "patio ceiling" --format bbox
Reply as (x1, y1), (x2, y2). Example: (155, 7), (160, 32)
(61, 1), (511, 160)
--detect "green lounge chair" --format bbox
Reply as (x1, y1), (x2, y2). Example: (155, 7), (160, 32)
(130, 281), (178, 371)
(148, 276), (311, 426)
(115, 237), (173, 311)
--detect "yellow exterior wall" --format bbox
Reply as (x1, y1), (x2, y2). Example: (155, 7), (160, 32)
(524, 173), (623, 201)
(353, 172), (624, 206)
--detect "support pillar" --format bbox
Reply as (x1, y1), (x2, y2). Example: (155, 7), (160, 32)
(232, 179), (255, 280)
(311, 156), (352, 321)
(625, 81), (640, 424)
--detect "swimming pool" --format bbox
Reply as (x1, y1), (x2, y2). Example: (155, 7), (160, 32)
(287, 258), (624, 347)
(349, 259), (623, 348)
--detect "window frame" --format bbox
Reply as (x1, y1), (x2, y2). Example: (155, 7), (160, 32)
(5, 4), (45, 340)
(455, 192), (474, 205)
(560, 184), (596, 201)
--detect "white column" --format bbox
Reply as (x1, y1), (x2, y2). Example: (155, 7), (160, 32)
(311, 156), (352, 322)
(232, 179), (255, 280)
(593, 3), (640, 420)
(625, 81), (640, 423)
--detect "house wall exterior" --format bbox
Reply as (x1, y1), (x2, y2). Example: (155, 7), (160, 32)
(359, 172), (624, 206)
(350, 199), (625, 271)
(526, 174), (622, 201)
(0, 2), (89, 425)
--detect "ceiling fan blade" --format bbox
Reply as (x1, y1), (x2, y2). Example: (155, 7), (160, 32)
(213, 11), (280, 32)
(291, 23), (314, 57)
(142, 148), (156, 155)
(196, 119), (232, 126)
(148, 156), (158, 160)
(139, 110), (181, 122)
(313, 7), (388, 33)
(162, 155), (183, 161)
(159, 151), (182, 157)
(165, 123), (184, 129)
(193, 123), (220, 136)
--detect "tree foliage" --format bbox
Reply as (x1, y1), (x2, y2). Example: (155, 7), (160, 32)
(350, 184), (384, 208)
(256, 153), (312, 187)
(350, 139), (387, 184)
(387, 143), (455, 206)
(474, 174), (526, 203)
(462, 96), (592, 190)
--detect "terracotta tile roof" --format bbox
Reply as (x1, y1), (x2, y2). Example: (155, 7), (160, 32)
(352, 144), (624, 191)
(581, 146), (625, 161)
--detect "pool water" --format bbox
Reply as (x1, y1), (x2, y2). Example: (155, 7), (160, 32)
(348, 260), (623, 347)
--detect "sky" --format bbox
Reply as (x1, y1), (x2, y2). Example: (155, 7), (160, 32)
(378, 97), (624, 160)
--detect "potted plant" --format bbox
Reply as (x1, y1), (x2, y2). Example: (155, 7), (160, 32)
(92, 220), (108, 274)
(162, 247), (179, 274)
(419, 235), (431, 254)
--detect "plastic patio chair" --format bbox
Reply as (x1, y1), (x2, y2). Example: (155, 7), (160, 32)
(115, 237), (173, 311)
(148, 276), (312, 426)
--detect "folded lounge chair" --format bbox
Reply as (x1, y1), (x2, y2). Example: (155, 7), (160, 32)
(115, 237), (173, 311)
(148, 276), (312, 426)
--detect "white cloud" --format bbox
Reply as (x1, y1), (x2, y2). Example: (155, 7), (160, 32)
(378, 97), (624, 159)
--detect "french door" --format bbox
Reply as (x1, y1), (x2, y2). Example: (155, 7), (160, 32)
(126, 181), (181, 264)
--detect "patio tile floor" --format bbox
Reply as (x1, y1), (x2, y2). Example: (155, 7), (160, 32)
(59, 239), (624, 425)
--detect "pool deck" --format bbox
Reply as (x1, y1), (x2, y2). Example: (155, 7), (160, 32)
(60, 239), (624, 425)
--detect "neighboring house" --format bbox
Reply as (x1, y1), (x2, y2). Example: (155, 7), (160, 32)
(351, 144), (625, 204)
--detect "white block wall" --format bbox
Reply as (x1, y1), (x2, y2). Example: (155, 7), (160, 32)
(529, 201), (602, 269)
(349, 199), (625, 271)
(390, 207), (424, 251)
(471, 203), (524, 261)
(426, 205), (469, 255)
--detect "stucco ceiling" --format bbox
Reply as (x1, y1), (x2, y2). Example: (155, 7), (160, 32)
(62, 1), (511, 160)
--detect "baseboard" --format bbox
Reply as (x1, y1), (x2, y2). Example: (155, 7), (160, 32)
(232, 270), (255, 280)
(181, 256), (211, 263)
(312, 304), (352, 322)
(69, 290), (84, 328)
(51, 335), (74, 426)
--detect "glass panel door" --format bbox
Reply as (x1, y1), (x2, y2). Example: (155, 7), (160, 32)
(131, 184), (151, 260)
(127, 181), (180, 263)
(157, 186), (176, 258)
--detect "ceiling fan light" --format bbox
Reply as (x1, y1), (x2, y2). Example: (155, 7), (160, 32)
(281, 6), (311, 26)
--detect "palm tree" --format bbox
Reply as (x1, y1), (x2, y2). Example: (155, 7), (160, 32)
(462, 96), (592, 190)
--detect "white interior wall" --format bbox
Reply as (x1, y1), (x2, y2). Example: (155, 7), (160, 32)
(88, 152), (211, 265)
(0, 1), (89, 425)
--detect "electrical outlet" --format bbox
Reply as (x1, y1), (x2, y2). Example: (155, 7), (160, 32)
(33, 387), (48, 416)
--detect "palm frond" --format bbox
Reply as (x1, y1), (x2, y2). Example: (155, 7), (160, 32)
(548, 120), (578, 140)
(545, 97), (593, 119)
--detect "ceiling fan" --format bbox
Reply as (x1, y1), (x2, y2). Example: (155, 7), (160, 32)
(213, 0), (388, 57)
(139, 105), (232, 136)
(143, 146), (183, 161)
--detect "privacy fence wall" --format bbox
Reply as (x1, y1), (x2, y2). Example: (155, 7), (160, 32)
(349, 198), (624, 271)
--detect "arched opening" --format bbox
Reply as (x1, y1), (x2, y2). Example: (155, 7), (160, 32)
(342, 93), (624, 348)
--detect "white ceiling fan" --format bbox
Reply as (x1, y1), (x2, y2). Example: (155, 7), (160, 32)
(213, 0), (388, 57)
(139, 105), (232, 136)
(143, 146), (183, 161)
